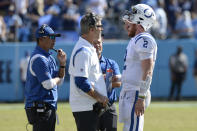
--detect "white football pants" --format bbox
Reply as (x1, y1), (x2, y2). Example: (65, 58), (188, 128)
(119, 90), (151, 131)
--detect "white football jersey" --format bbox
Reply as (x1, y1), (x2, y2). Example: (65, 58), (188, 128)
(121, 32), (157, 91)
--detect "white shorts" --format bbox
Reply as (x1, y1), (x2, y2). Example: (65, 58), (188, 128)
(119, 90), (151, 131)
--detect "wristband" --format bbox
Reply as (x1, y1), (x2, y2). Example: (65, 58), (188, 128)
(60, 66), (65, 68)
(138, 95), (145, 100)
(139, 75), (152, 97)
(58, 77), (64, 85)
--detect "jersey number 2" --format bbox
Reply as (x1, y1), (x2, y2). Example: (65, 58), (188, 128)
(143, 40), (148, 48)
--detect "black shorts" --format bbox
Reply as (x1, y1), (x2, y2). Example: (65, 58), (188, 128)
(73, 110), (99, 131)
(97, 104), (117, 131)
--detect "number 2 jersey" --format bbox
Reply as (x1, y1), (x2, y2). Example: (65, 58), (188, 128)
(121, 32), (157, 91)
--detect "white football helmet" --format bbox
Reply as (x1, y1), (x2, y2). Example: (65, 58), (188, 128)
(122, 4), (156, 31)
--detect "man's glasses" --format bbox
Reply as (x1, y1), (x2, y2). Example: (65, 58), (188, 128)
(49, 36), (56, 40)
(96, 25), (103, 28)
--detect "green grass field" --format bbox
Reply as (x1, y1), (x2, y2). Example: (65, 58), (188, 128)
(0, 101), (197, 131)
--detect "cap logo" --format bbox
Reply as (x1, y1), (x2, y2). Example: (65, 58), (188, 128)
(144, 8), (152, 18)
(36, 24), (61, 38)
(39, 30), (44, 34)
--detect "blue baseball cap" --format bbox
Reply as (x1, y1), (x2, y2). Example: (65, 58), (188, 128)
(36, 24), (61, 38)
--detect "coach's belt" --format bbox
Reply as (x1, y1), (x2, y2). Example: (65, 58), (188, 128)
(28, 101), (50, 108)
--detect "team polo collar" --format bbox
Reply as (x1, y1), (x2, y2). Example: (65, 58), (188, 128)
(35, 46), (51, 57)
(79, 37), (95, 51)
(100, 55), (105, 63)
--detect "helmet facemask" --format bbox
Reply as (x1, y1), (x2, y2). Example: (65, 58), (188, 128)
(121, 4), (156, 31)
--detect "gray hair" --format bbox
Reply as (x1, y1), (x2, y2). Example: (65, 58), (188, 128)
(80, 12), (101, 35)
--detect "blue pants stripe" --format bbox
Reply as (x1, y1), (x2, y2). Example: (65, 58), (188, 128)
(135, 116), (139, 131)
(129, 91), (139, 131)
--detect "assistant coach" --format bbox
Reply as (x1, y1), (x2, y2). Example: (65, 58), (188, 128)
(24, 24), (67, 131)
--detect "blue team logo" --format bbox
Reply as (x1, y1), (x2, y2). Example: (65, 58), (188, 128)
(144, 8), (153, 18)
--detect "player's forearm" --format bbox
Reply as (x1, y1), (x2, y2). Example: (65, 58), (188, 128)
(88, 88), (102, 101)
(141, 59), (154, 80)
(112, 82), (121, 88)
(139, 59), (154, 98)
(87, 88), (108, 104)
(58, 66), (65, 78)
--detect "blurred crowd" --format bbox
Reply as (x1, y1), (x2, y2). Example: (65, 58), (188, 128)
(0, 0), (197, 43)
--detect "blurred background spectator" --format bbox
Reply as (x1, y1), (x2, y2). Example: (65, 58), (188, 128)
(20, 51), (30, 99)
(39, 0), (61, 30)
(0, 0), (12, 15)
(193, 49), (197, 89)
(174, 10), (193, 38)
(86, 0), (107, 18)
(0, 15), (7, 43)
(192, 12), (197, 39)
(151, 0), (167, 39)
(60, 0), (80, 31)
(168, 46), (188, 101)
(4, 4), (23, 42)
(0, 0), (196, 42)
(26, 0), (44, 41)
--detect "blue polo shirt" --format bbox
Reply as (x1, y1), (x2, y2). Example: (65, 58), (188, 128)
(25, 46), (58, 109)
(100, 55), (121, 104)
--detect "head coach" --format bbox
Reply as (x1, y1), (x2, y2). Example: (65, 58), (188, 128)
(24, 24), (67, 131)
(69, 12), (109, 131)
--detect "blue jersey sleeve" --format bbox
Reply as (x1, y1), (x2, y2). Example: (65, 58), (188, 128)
(75, 77), (92, 92)
(32, 57), (52, 83)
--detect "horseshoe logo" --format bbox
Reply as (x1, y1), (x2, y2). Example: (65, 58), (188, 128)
(144, 8), (153, 18)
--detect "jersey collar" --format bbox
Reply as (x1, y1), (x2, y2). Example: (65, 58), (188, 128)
(35, 45), (51, 57)
(79, 37), (95, 51)
(100, 55), (105, 63)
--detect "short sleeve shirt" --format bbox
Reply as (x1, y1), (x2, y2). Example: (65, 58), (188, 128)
(121, 32), (157, 90)
(100, 55), (121, 103)
(69, 37), (107, 112)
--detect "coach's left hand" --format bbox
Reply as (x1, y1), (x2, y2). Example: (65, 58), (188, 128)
(135, 99), (145, 116)
(57, 49), (67, 66)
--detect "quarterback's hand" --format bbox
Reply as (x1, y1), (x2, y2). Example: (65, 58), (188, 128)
(57, 49), (67, 66)
(135, 98), (145, 116)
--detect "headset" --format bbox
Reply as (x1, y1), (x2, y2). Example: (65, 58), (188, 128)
(87, 12), (97, 27)
(38, 24), (48, 34)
